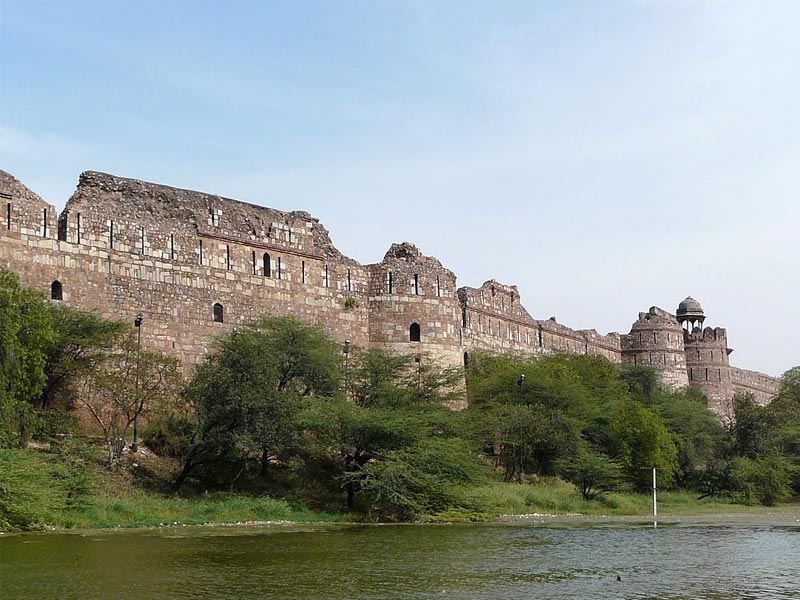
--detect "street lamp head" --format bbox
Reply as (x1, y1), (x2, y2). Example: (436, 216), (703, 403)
(134, 313), (143, 328)
(343, 339), (351, 354)
(518, 373), (525, 386)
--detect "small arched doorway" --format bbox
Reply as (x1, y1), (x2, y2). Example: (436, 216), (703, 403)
(409, 322), (421, 342)
(51, 280), (63, 301)
(213, 303), (224, 323)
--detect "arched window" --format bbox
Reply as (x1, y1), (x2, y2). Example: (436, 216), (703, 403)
(51, 280), (63, 301)
(463, 351), (470, 367)
(263, 252), (271, 277)
(409, 322), (421, 342)
(213, 303), (224, 323)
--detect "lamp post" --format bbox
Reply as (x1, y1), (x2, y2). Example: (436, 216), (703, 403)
(343, 340), (351, 398)
(132, 312), (143, 452)
(518, 373), (526, 483)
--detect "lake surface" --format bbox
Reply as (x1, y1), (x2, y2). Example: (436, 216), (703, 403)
(2, 517), (799, 599)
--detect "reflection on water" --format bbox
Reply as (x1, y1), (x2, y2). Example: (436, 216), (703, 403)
(2, 521), (799, 599)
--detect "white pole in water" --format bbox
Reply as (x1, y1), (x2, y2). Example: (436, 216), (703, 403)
(652, 467), (658, 518)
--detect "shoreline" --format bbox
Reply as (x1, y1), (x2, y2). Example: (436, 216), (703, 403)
(3, 506), (798, 538)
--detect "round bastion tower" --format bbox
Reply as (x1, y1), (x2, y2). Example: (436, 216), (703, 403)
(365, 242), (463, 369)
(678, 297), (734, 418)
(622, 306), (689, 390)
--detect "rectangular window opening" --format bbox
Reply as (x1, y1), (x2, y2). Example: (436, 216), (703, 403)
(43, 208), (48, 237)
(347, 269), (352, 292)
(413, 274), (419, 295)
(109, 220), (114, 249)
(301, 260), (306, 283)
(252, 251), (256, 275)
(277, 257), (282, 279)
(77, 213), (82, 244)
(141, 227), (146, 254)
(388, 271), (393, 294)
(226, 245), (231, 270)
(199, 240), (203, 265)
(324, 264), (329, 288)
(170, 234), (175, 260)
(436, 276), (441, 297)
(6, 203), (10, 229)
(57, 216), (67, 241)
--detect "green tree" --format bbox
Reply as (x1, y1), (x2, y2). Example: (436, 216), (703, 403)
(727, 454), (794, 505)
(39, 304), (124, 410)
(701, 375), (800, 504)
(650, 387), (724, 485)
(604, 397), (679, 490)
(466, 353), (596, 481)
(0, 269), (54, 447)
(78, 332), (182, 465)
(557, 445), (622, 500)
(301, 347), (478, 514)
(348, 437), (484, 519)
(300, 398), (417, 509)
(729, 392), (770, 458)
(767, 368), (800, 459)
(174, 317), (342, 491)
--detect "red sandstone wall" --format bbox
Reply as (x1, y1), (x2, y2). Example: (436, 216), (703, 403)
(0, 170), (370, 367)
(458, 280), (622, 361)
(0, 168), (780, 412)
(731, 367), (781, 406)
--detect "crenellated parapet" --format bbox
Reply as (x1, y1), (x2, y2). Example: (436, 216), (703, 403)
(621, 306), (688, 390)
(458, 280), (536, 354)
(457, 280), (622, 362)
(731, 367), (781, 406)
(1, 169), (59, 240)
(0, 169), (371, 365)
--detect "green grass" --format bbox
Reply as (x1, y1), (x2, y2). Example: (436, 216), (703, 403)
(81, 491), (346, 529)
(0, 447), (346, 532)
(428, 478), (792, 522)
(2, 446), (794, 532)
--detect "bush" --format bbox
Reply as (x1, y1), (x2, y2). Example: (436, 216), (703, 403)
(142, 413), (195, 457)
(728, 455), (794, 506)
(0, 448), (93, 531)
(557, 447), (622, 500)
(346, 438), (487, 519)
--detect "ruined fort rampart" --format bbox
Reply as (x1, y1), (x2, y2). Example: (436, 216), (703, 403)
(0, 169), (782, 414)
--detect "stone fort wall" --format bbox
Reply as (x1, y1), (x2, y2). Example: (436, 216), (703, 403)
(0, 169), (782, 411)
(731, 368), (781, 406)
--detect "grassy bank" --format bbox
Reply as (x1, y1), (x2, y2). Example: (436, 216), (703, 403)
(2, 446), (795, 533)
(429, 479), (794, 522)
(0, 447), (347, 532)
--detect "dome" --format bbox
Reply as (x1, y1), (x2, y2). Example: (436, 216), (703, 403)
(677, 296), (704, 319)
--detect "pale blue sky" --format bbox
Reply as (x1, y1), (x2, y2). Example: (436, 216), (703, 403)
(1, 1), (798, 375)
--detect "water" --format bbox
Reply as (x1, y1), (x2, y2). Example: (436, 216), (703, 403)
(2, 519), (799, 599)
